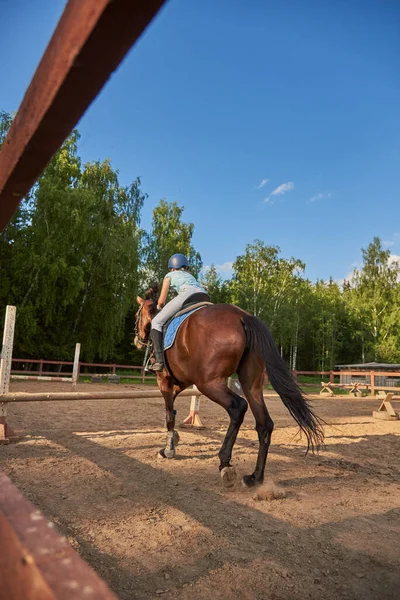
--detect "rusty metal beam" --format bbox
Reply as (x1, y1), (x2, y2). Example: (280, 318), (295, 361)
(0, 469), (118, 599)
(0, 0), (166, 231)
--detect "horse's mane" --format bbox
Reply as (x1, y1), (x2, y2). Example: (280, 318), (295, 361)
(144, 283), (159, 316)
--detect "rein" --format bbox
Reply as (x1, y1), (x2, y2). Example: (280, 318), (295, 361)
(134, 300), (159, 348)
(134, 304), (150, 348)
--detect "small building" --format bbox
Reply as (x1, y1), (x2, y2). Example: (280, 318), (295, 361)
(335, 362), (400, 388)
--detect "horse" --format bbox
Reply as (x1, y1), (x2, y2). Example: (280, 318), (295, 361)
(134, 285), (324, 488)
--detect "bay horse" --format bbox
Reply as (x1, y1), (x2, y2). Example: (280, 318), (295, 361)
(135, 286), (324, 488)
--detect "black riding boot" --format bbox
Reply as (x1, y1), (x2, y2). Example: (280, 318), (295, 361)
(150, 329), (164, 372)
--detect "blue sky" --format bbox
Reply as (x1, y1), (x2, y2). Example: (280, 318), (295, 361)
(1, 0), (400, 282)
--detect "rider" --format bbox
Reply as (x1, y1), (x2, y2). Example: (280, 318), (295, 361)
(150, 253), (208, 371)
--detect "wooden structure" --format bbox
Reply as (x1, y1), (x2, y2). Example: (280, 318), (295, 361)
(2, 389), (202, 404)
(0, 306), (17, 442)
(181, 386), (204, 428)
(0, 469), (117, 599)
(1, 306), (204, 442)
(11, 357), (154, 383)
(0, 387), (204, 443)
(372, 392), (399, 421)
(320, 381), (370, 397)
(11, 343), (81, 386)
(11, 376), (76, 383)
(336, 363), (400, 389)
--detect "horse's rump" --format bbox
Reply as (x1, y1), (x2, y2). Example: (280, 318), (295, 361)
(165, 304), (248, 384)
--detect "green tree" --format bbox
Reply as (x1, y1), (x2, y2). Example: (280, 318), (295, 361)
(1, 126), (146, 361)
(200, 265), (231, 304)
(230, 240), (304, 324)
(143, 199), (202, 283)
(348, 237), (400, 361)
(0, 110), (13, 145)
(0, 110), (33, 330)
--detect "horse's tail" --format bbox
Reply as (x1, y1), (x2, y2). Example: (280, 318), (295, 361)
(241, 314), (324, 452)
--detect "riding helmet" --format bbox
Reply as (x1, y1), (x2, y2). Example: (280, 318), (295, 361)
(168, 253), (189, 269)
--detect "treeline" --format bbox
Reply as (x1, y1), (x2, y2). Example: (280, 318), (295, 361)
(1, 110), (400, 368)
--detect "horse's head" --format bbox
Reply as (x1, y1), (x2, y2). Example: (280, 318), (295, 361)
(134, 284), (159, 349)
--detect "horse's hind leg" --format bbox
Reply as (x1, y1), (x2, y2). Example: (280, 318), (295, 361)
(196, 379), (248, 487)
(237, 358), (274, 488)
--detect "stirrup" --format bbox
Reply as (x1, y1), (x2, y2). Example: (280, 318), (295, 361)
(144, 357), (154, 373)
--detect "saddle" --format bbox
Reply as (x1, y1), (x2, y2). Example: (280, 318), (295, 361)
(164, 292), (212, 333)
(146, 293), (212, 378)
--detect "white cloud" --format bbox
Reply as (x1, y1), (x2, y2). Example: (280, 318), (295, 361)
(264, 181), (294, 204)
(271, 182), (294, 196)
(257, 178), (269, 189)
(309, 193), (324, 203)
(389, 254), (400, 267)
(383, 233), (400, 248)
(215, 261), (233, 274)
(309, 192), (333, 203)
(201, 262), (233, 279)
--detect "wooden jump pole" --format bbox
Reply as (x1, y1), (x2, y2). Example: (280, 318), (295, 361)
(11, 343), (81, 386)
(0, 388), (202, 403)
(0, 306), (17, 443)
(11, 376), (75, 383)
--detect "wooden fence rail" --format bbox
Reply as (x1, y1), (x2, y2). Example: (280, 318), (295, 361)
(11, 358), (155, 383)
(10, 360), (400, 391)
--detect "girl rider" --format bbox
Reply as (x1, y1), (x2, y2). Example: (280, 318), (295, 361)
(150, 253), (207, 371)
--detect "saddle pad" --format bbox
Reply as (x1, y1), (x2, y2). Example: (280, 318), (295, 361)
(164, 305), (208, 351)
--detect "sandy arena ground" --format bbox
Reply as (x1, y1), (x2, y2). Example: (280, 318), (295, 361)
(1, 380), (400, 599)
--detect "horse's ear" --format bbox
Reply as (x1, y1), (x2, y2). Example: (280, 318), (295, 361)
(136, 296), (144, 306)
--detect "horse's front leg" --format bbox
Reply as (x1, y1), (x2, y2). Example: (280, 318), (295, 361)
(157, 374), (180, 458)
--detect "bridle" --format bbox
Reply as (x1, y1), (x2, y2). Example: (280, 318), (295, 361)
(134, 304), (151, 348)
(134, 300), (159, 348)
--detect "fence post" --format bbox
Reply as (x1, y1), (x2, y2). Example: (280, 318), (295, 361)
(370, 371), (375, 396)
(0, 306), (17, 443)
(112, 364), (116, 375)
(39, 359), (43, 376)
(71, 343), (81, 389)
(330, 370), (334, 384)
(0, 306), (16, 395)
(293, 370), (298, 381)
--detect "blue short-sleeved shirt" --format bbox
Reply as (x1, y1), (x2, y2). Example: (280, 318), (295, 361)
(164, 270), (204, 293)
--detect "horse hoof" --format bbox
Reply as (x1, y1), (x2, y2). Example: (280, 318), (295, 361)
(220, 466), (237, 488)
(242, 474), (257, 488)
(158, 448), (176, 459)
